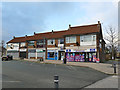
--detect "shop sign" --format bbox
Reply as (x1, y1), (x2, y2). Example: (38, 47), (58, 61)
(47, 50), (57, 52)
(66, 49), (71, 52)
(75, 50), (85, 52)
(20, 49), (27, 52)
(36, 49), (44, 52)
(7, 49), (19, 51)
(90, 49), (96, 52)
(28, 49), (36, 53)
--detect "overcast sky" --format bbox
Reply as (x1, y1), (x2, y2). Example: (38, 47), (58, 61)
(1, 1), (118, 43)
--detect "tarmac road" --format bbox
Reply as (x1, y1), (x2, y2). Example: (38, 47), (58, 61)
(2, 60), (109, 88)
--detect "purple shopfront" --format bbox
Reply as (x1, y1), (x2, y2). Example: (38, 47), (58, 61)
(65, 49), (97, 62)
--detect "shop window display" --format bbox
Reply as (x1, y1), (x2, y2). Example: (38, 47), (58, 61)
(49, 52), (54, 58)
(89, 53), (96, 62)
(66, 53), (74, 62)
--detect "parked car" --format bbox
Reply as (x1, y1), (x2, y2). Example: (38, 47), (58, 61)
(2, 55), (13, 61)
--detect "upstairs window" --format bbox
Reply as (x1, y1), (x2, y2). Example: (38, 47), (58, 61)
(28, 41), (35, 46)
(47, 39), (55, 45)
(37, 40), (45, 48)
(80, 35), (93, 42)
(66, 36), (76, 43)
(58, 38), (64, 44)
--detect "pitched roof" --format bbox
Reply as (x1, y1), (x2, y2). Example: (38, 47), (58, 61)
(7, 23), (100, 43)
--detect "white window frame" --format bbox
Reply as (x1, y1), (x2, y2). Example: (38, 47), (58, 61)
(58, 38), (64, 44)
(47, 39), (55, 45)
(66, 36), (76, 43)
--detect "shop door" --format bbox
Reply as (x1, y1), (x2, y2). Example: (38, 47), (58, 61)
(60, 52), (64, 60)
(20, 52), (26, 58)
(59, 51), (64, 60)
(85, 53), (89, 62)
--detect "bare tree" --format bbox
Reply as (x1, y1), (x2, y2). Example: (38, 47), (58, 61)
(104, 26), (118, 60)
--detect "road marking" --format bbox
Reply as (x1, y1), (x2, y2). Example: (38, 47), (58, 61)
(66, 66), (77, 71)
(112, 76), (118, 78)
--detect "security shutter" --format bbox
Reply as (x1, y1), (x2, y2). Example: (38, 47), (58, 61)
(37, 52), (45, 59)
(28, 49), (36, 59)
(7, 51), (19, 59)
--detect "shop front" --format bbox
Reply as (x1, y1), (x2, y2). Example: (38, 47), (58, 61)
(47, 50), (58, 60)
(19, 49), (27, 58)
(7, 50), (19, 59)
(65, 49), (97, 62)
(28, 49), (36, 59)
(36, 49), (45, 60)
(7, 43), (19, 59)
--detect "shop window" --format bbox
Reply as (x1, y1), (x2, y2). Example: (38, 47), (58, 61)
(49, 52), (54, 58)
(28, 41), (35, 46)
(47, 39), (55, 45)
(58, 38), (64, 44)
(66, 36), (76, 43)
(37, 40), (45, 48)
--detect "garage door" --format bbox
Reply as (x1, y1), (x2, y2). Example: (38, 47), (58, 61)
(37, 52), (45, 59)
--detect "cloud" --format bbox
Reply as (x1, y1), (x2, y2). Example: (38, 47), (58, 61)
(75, 2), (117, 38)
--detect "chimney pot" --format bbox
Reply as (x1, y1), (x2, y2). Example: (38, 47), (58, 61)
(52, 30), (54, 34)
(13, 36), (15, 39)
(25, 35), (27, 37)
(34, 32), (36, 35)
(68, 24), (71, 30)
(98, 21), (100, 24)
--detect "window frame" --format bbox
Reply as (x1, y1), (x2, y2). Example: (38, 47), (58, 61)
(47, 39), (55, 45)
(66, 36), (76, 43)
(28, 41), (35, 46)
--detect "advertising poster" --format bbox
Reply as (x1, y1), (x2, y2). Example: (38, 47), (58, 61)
(82, 54), (85, 62)
(69, 53), (74, 62)
(75, 55), (80, 62)
(93, 55), (96, 62)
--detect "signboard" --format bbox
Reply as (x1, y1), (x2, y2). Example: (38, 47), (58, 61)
(47, 50), (57, 52)
(66, 49), (71, 52)
(36, 49), (44, 52)
(28, 49), (36, 53)
(90, 49), (96, 52)
(20, 49), (27, 52)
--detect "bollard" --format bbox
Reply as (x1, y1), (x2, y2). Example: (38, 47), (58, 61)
(54, 75), (59, 88)
(113, 63), (116, 74)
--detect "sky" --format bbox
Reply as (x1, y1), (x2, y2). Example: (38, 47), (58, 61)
(1, 1), (118, 43)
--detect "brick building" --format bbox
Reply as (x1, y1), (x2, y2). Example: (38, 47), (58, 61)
(6, 21), (106, 62)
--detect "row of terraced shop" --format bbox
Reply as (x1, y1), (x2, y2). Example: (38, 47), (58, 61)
(6, 21), (106, 63)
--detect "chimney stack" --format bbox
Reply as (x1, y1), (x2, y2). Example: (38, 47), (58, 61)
(98, 21), (100, 24)
(34, 32), (36, 35)
(25, 35), (27, 37)
(52, 30), (54, 34)
(68, 24), (71, 30)
(13, 36), (15, 39)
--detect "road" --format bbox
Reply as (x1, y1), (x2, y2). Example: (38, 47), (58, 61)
(2, 60), (109, 88)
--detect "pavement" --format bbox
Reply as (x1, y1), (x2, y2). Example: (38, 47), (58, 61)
(2, 60), (109, 88)
(23, 59), (119, 75)
(85, 75), (118, 88)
